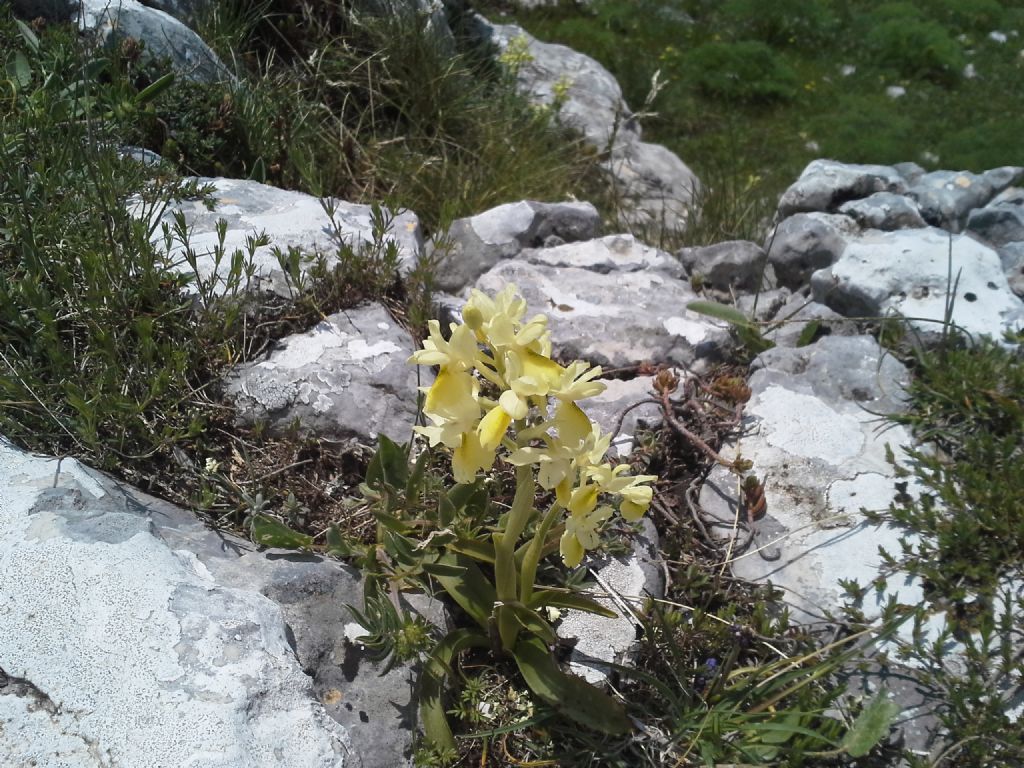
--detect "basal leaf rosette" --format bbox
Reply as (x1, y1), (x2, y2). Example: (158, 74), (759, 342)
(409, 284), (656, 567)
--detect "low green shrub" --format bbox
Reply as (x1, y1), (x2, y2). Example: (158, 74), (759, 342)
(686, 41), (799, 103)
(865, 15), (965, 85)
(720, 0), (839, 48)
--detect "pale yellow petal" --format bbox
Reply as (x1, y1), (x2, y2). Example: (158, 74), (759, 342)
(477, 406), (511, 451)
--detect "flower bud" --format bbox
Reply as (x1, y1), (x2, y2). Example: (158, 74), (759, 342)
(461, 305), (483, 331)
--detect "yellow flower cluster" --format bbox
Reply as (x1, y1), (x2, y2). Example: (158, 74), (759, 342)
(409, 285), (656, 567)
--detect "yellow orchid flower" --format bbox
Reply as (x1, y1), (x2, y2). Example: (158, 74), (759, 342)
(560, 503), (613, 567)
(408, 320), (479, 371)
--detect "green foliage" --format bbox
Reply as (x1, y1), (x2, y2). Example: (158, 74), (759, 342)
(720, 0), (838, 47)
(686, 41), (799, 103)
(865, 15), (965, 85)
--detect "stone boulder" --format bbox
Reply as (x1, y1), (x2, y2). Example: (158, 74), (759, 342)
(678, 240), (773, 294)
(776, 160), (907, 218)
(908, 167), (1023, 232)
(13, 0), (232, 83)
(837, 191), (927, 231)
(139, 177), (423, 298)
(558, 519), (663, 685)
(474, 238), (730, 371)
(474, 18), (699, 230)
(0, 440), (371, 766)
(434, 199), (601, 292)
(966, 186), (1024, 247)
(765, 212), (859, 290)
(810, 227), (1024, 341)
(224, 303), (427, 445)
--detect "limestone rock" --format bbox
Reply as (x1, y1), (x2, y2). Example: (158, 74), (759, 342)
(434, 199), (601, 292)
(678, 239), (773, 294)
(521, 233), (683, 278)
(584, 375), (663, 457)
(557, 519), (663, 684)
(766, 212), (859, 289)
(0, 440), (356, 767)
(908, 167), (1023, 232)
(475, 18), (699, 230)
(966, 186), (1024, 247)
(810, 227), (1024, 341)
(697, 335), (920, 623)
(837, 191), (927, 231)
(474, 252), (731, 371)
(140, 177), (423, 298)
(776, 159), (907, 218)
(224, 303), (426, 445)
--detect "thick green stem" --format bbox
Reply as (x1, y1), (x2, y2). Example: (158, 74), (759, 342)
(518, 501), (562, 606)
(494, 464), (535, 649)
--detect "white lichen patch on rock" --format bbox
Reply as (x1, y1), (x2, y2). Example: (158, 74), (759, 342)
(0, 441), (350, 768)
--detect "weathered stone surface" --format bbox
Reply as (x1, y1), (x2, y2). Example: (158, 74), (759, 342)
(604, 138), (700, 231)
(810, 227), (1024, 341)
(225, 303), (426, 445)
(584, 375), (662, 458)
(697, 336), (921, 623)
(558, 519), (663, 684)
(777, 160), (907, 218)
(474, 254), (731, 371)
(999, 242), (1024, 298)
(0, 440), (355, 767)
(521, 233), (683, 278)
(141, 177), (423, 298)
(908, 167), (1023, 232)
(475, 18), (699, 229)
(760, 292), (859, 348)
(434, 199), (601, 292)
(837, 191), (927, 231)
(966, 186), (1024, 247)
(679, 240), (772, 294)
(766, 212), (858, 289)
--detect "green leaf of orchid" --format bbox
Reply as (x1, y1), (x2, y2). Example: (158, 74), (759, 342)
(511, 634), (631, 735)
(527, 590), (617, 618)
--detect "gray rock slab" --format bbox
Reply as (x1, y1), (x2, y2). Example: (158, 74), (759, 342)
(908, 167), (1023, 232)
(520, 233), (683, 278)
(697, 336), (929, 625)
(966, 186), (1024, 247)
(474, 257), (731, 371)
(679, 239), (772, 293)
(558, 519), (663, 684)
(434, 199), (601, 292)
(766, 212), (859, 289)
(584, 375), (663, 458)
(224, 303), (427, 445)
(777, 160), (907, 218)
(139, 177), (423, 298)
(810, 227), (1024, 341)
(0, 440), (354, 767)
(762, 293), (859, 348)
(837, 192), (927, 231)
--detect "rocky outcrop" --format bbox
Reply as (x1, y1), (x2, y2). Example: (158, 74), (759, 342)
(224, 303), (427, 445)
(473, 18), (700, 231)
(138, 177), (423, 298)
